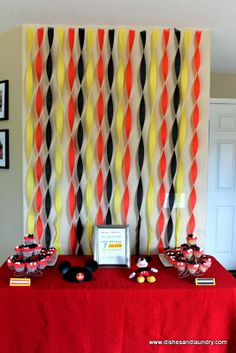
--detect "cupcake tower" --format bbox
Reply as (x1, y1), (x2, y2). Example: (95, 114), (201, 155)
(163, 234), (212, 278)
(7, 234), (57, 276)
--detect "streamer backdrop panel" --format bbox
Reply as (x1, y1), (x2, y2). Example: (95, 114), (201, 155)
(23, 25), (210, 255)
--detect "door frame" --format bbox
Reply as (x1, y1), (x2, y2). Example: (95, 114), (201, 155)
(206, 98), (236, 270)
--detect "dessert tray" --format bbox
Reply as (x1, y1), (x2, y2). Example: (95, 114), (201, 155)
(7, 234), (58, 277)
(162, 234), (212, 278)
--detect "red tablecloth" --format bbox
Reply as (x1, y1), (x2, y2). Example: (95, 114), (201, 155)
(0, 256), (235, 353)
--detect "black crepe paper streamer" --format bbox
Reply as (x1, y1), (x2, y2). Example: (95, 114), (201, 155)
(107, 134), (113, 165)
(45, 156), (51, 184)
(136, 30), (146, 255)
(76, 218), (84, 255)
(105, 30), (115, 225)
(45, 189), (51, 218)
(77, 89), (84, 116)
(166, 29), (181, 246)
(46, 86), (53, 116)
(76, 28), (85, 253)
(107, 95), (114, 126)
(46, 120), (52, 150)
(45, 223), (51, 249)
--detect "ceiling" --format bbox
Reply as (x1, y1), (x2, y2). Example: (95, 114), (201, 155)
(1, 0), (236, 73)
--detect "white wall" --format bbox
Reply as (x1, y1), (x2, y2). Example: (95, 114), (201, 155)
(0, 27), (23, 264)
(211, 73), (236, 98)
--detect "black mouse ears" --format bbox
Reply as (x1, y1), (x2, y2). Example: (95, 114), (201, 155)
(135, 256), (152, 263)
(58, 261), (71, 275)
(58, 260), (98, 275)
(85, 260), (98, 272)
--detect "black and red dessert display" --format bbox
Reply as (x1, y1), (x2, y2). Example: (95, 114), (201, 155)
(163, 234), (212, 277)
(7, 234), (57, 277)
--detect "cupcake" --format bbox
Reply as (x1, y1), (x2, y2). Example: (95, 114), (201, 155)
(22, 246), (33, 258)
(187, 262), (199, 275)
(7, 256), (14, 270)
(30, 244), (41, 255)
(170, 257), (178, 267)
(182, 247), (193, 261)
(206, 257), (212, 268)
(14, 261), (25, 273)
(199, 262), (208, 273)
(176, 261), (186, 272)
(186, 234), (198, 246)
(26, 261), (38, 273)
(37, 257), (48, 270)
(24, 234), (35, 245)
(15, 245), (23, 256)
(193, 246), (204, 259)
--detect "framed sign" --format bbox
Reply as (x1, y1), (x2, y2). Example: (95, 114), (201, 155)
(0, 129), (9, 169)
(0, 80), (9, 121)
(93, 225), (130, 268)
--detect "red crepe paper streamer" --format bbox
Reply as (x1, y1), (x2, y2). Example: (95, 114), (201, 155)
(69, 183), (76, 219)
(68, 29), (75, 90)
(160, 120), (167, 148)
(95, 28), (105, 225)
(36, 215), (43, 241)
(157, 29), (170, 252)
(188, 31), (202, 234)
(67, 28), (77, 252)
(96, 170), (104, 201)
(192, 133), (199, 157)
(157, 211), (165, 239)
(97, 92), (104, 126)
(35, 156), (43, 183)
(123, 30), (135, 223)
(35, 86), (43, 118)
(35, 186), (43, 213)
(34, 27), (45, 244)
(37, 28), (44, 47)
(191, 160), (198, 185)
(68, 58), (75, 91)
(70, 224), (77, 255)
(68, 96), (75, 132)
(97, 132), (104, 164)
(35, 122), (42, 153)
(36, 52), (42, 82)
(68, 140), (75, 177)
(124, 147), (131, 180)
(161, 86), (168, 117)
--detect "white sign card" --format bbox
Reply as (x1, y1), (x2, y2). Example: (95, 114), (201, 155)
(93, 225), (130, 267)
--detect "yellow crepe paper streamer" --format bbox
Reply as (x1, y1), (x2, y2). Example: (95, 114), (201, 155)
(26, 113), (34, 157)
(147, 178), (155, 252)
(27, 207), (35, 234)
(85, 28), (94, 254)
(175, 30), (191, 246)
(147, 30), (159, 254)
(54, 27), (65, 254)
(26, 62), (33, 108)
(149, 30), (159, 106)
(114, 29), (126, 224)
(25, 28), (34, 107)
(57, 28), (65, 94)
(56, 101), (64, 138)
(25, 28), (35, 234)
(55, 146), (63, 178)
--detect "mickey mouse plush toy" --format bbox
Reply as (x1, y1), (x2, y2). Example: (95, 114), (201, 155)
(129, 256), (158, 283)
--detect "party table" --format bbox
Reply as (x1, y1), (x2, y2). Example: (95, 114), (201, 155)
(0, 256), (235, 353)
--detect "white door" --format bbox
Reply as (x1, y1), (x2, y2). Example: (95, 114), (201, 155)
(206, 99), (236, 270)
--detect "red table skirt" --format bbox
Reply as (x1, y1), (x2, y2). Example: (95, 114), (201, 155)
(0, 256), (236, 353)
